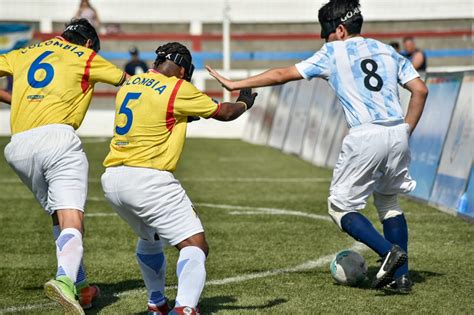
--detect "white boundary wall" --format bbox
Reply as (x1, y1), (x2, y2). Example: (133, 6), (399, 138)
(0, 0), (472, 32)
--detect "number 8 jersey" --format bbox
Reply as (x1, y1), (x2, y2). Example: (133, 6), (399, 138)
(295, 37), (419, 128)
(0, 36), (126, 134)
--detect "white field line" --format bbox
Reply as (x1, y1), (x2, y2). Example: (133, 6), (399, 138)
(0, 202), (345, 314)
(80, 138), (109, 143)
(196, 203), (332, 221)
(1, 241), (366, 313)
(0, 177), (330, 184)
(116, 242), (367, 298)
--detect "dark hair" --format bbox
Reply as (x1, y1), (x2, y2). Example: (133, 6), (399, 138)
(61, 18), (99, 50)
(153, 42), (192, 68)
(389, 42), (400, 50)
(318, 0), (363, 38)
(402, 36), (414, 43)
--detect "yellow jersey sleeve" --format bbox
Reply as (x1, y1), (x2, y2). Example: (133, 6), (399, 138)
(0, 50), (15, 76)
(88, 53), (126, 86)
(173, 80), (220, 119)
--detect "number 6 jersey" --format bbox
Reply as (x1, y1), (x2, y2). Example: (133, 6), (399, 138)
(295, 37), (419, 128)
(0, 36), (126, 134)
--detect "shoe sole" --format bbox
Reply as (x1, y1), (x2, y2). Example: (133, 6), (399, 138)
(372, 252), (408, 289)
(44, 282), (85, 315)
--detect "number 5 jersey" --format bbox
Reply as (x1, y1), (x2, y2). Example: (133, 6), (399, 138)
(103, 69), (220, 172)
(294, 37), (419, 128)
(0, 36), (126, 134)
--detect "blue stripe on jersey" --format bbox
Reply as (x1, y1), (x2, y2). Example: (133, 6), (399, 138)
(366, 40), (399, 119)
(374, 40), (403, 118)
(347, 39), (383, 121)
(327, 44), (361, 126)
(296, 37), (417, 128)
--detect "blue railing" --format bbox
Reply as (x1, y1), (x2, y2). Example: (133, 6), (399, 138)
(99, 49), (474, 69)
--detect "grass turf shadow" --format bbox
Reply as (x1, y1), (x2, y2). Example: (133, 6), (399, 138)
(84, 279), (144, 314)
(132, 296), (287, 315)
(330, 267), (445, 295)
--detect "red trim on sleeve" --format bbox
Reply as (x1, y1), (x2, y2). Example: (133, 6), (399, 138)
(210, 103), (222, 118)
(81, 51), (97, 93)
(166, 79), (184, 132)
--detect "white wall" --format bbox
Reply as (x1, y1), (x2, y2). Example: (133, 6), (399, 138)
(0, 109), (248, 138)
(0, 0), (471, 27)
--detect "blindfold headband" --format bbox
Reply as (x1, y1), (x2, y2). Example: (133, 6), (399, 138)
(320, 7), (362, 39)
(156, 51), (195, 81)
(65, 24), (100, 52)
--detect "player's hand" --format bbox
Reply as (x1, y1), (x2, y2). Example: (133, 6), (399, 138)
(236, 88), (258, 110)
(187, 116), (201, 123)
(206, 65), (236, 91)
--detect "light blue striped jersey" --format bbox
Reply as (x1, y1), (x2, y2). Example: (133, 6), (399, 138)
(295, 37), (419, 128)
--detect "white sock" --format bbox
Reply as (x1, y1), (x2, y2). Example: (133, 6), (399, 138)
(55, 228), (83, 283)
(136, 239), (167, 307)
(53, 225), (88, 286)
(175, 246), (206, 308)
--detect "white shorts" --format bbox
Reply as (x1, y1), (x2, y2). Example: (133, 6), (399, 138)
(4, 124), (88, 215)
(101, 166), (204, 246)
(328, 122), (416, 211)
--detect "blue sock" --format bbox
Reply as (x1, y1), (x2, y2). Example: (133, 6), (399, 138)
(383, 214), (408, 278)
(341, 212), (392, 257)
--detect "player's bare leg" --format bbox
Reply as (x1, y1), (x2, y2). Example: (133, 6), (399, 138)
(169, 232), (208, 315)
(44, 209), (85, 315)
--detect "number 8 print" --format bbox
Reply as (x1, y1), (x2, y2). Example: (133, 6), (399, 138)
(360, 59), (383, 92)
(27, 51), (55, 88)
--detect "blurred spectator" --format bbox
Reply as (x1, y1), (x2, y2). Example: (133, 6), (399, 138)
(74, 0), (100, 29)
(389, 41), (400, 53)
(124, 47), (148, 75)
(106, 23), (122, 35)
(402, 37), (427, 71)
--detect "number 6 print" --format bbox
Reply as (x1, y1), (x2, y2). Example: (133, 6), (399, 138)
(27, 51), (55, 88)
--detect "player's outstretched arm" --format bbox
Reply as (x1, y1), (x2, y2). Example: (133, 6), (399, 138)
(206, 65), (303, 91)
(0, 89), (11, 105)
(213, 88), (257, 121)
(404, 77), (428, 135)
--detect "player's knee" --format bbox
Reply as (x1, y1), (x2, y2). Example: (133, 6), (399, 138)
(176, 233), (209, 257)
(328, 198), (355, 230)
(373, 192), (403, 222)
(136, 238), (163, 254)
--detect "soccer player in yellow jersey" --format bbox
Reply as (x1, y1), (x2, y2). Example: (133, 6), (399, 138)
(0, 19), (126, 314)
(101, 42), (257, 315)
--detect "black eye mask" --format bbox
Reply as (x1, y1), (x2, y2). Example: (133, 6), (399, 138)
(64, 24), (100, 52)
(320, 7), (361, 40)
(155, 51), (195, 81)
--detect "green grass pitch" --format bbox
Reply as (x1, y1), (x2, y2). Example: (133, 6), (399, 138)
(0, 137), (473, 314)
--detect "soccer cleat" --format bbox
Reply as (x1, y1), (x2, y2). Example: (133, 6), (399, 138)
(148, 301), (170, 315)
(169, 306), (200, 315)
(44, 276), (85, 315)
(78, 284), (100, 309)
(386, 274), (413, 294)
(372, 245), (407, 289)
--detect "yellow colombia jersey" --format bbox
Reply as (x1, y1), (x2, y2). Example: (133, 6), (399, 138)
(103, 69), (220, 172)
(0, 36), (125, 134)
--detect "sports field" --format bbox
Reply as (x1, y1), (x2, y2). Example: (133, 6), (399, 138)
(0, 138), (472, 314)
